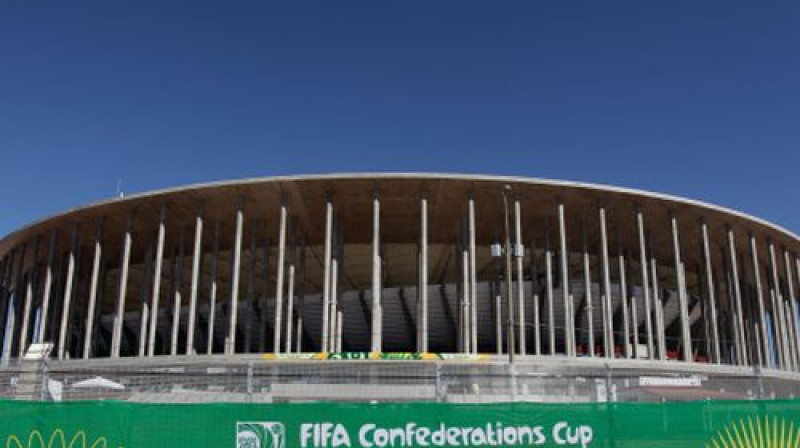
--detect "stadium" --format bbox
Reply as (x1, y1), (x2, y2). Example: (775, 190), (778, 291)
(0, 173), (799, 404)
(3, 173), (800, 447)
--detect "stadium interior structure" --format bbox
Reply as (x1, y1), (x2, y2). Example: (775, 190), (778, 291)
(1, 174), (800, 403)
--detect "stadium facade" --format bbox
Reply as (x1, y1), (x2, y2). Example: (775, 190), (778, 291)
(1, 173), (800, 401)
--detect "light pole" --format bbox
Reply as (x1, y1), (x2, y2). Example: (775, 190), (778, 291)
(502, 185), (516, 364)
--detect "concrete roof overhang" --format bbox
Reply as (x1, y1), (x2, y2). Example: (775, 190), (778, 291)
(1, 173), (797, 270)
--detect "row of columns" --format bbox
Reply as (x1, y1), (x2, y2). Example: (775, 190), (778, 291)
(0, 197), (307, 360)
(1, 191), (800, 370)
(478, 199), (800, 368)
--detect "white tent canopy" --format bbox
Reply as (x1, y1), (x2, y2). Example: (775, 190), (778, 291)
(71, 376), (125, 390)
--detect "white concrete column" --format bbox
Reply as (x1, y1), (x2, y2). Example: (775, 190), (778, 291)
(731, 304), (743, 365)
(784, 251), (800, 370)
(794, 257), (800, 367)
(256, 221), (270, 353)
(670, 215), (692, 362)
(650, 255), (666, 360)
(502, 186), (515, 362)
(768, 242), (788, 368)
(335, 309), (343, 353)
(146, 206), (166, 357)
(170, 228), (185, 356)
(754, 322), (764, 367)
(454, 246), (462, 352)
(13, 246), (27, 356)
(557, 200), (571, 357)
(495, 291), (502, 355)
(1, 285), (16, 365)
(784, 250), (799, 369)
(185, 206), (204, 355)
(285, 263), (295, 353)
(136, 244), (152, 359)
(727, 229), (748, 365)
(371, 192), (382, 353)
(419, 193), (428, 353)
(138, 241), (155, 358)
(785, 300), (798, 371)
(2, 247), (22, 359)
(749, 234), (770, 368)
(330, 257), (339, 352)
(274, 198), (288, 354)
(530, 237), (541, 355)
(83, 220), (103, 359)
(226, 201), (245, 354)
(778, 248), (794, 370)
(0, 255), (12, 353)
(513, 198), (525, 356)
(773, 287), (791, 370)
(771, 288), (789, 369)
(468, 196), (478, 354)
(636, 211), (654, 360)
(4, 259), (19, 357)
(618, 247), (630, 358)
(700, 221), (720, 364)
(111, 216), (133, 358)
(630, 271), (639, 357)
(461, 246), (470, 353)
(37, 229), (57, 344)
(296, 317), (303, 353)
(18, 237), (40, 358)
(57, 223), (79, 360)
(321, 196), (333, 353)
(296, 240), (306, 353)
(244, 217), (257, 353)
(582, 225), (594, 357)
(137, 300), (149, 358)
(599, 207), (613, 358)
(335, 259), (343, 354)
(781, 292), (793, 369)
(207, 221), (220, 355)
(545, 222), (555, 355)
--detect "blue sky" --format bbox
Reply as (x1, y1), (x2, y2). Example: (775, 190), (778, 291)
(0, 2), (798, 237)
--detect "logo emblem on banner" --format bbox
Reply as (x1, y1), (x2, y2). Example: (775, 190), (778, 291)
(236, 422), (285, 448)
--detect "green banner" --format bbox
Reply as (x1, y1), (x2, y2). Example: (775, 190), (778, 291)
(0, 399), (798, 447)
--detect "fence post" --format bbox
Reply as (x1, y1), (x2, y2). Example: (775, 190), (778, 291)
(754, 364), (764, 400)
(509, 363), (518, 401)
(39, 359), (49, 401)
(247, 361), (254, 403)
(435, 362), (442, 402)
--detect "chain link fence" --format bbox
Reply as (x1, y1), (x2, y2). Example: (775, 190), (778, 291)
(1, 356), (797, 404)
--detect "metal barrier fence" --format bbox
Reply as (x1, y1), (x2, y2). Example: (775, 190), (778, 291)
(1, 356), (798, 404)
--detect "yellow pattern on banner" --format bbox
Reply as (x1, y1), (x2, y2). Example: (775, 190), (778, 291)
(4, 429), (111, 448)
